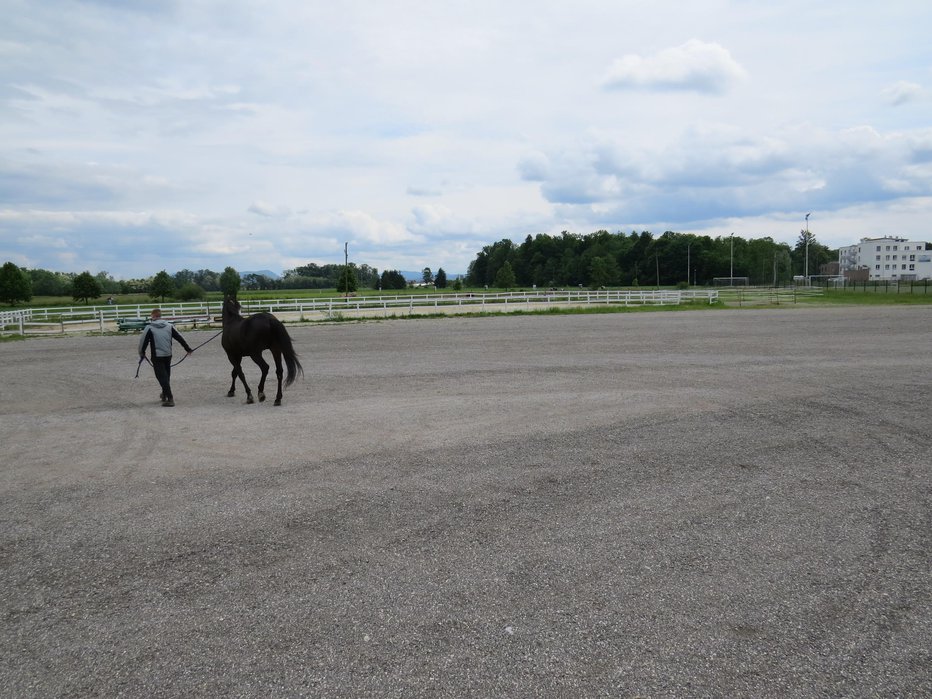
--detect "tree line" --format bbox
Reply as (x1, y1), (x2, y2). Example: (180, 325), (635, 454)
(465, 230), (834, 289)
(1, 229), (832, 305)
(0, 260), (455, 305)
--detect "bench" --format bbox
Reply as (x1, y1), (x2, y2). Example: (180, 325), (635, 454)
(117, 318), (149, 332)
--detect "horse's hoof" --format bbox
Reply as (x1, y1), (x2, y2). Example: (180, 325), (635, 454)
(227, 390), (235, 398)
(258, 393), (266, 402)
(274, 399), (282, 406)
(246, 396), (254, 404)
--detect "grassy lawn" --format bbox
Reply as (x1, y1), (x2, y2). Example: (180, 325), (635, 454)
(798, 286), (932, 305)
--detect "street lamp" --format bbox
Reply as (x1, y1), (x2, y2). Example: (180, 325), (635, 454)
(804, 213), (811, 285)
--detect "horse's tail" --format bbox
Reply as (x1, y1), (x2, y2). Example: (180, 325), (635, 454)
(273, 320), (303, 387)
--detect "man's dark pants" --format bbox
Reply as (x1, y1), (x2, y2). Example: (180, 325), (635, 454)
(153, 356), (173, 400)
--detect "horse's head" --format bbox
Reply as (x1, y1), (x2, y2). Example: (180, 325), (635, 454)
(222, 296), (242, 319)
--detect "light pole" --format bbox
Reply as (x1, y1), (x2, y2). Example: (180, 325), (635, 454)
(686, 243), (691, 287)
(344, 241), (349, 299)
(730, 233), (734, 285)
(804, 213), (811, 285)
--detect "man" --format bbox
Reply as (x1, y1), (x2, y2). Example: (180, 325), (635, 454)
(138, 309), (193, 407)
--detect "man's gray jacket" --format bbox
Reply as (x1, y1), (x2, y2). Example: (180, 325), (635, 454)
(138, 319), (193, 358)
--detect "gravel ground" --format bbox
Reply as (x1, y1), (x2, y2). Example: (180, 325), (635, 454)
(1, 306), (930, 698)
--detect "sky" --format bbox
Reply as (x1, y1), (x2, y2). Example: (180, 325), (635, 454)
(2, 0), (931, 280)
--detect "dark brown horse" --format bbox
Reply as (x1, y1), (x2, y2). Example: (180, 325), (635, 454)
(221, 297), (303, 405)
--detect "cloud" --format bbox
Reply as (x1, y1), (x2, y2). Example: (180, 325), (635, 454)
(248, 201), (292, 218)
(602, 40), (748, 94)
(525, 123), (932, 227)
(881, 80), (925, 106)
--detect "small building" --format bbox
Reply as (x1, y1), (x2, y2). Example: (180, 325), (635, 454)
(837, 237), (932, 281)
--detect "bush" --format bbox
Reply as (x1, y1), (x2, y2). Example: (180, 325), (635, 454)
(176, 282), (206, 301)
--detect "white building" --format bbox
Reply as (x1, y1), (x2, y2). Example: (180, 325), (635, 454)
(837, 237), (932, 281)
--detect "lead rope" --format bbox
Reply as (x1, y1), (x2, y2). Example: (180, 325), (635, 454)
(135, 329), (223, 377)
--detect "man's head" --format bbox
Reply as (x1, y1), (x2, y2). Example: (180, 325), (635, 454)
(151, 309), (162, 319)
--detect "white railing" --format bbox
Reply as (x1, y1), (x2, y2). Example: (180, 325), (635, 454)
(0, 289), (719, 336)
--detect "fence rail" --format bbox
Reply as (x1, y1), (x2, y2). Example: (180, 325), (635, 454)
(1, 289), (724, 336)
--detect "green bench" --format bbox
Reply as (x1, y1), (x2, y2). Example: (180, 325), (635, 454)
(117, 318), (149, 332)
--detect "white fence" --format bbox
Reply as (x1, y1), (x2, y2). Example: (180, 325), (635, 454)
(1, 289), (719, 337)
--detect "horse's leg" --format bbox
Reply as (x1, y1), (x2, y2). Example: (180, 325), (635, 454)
(271, 349), (285, 406)
(228, 357), (254, 403)
(251, 353), (270, 402)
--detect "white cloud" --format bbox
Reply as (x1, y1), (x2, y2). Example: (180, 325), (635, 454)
(248, 201), (292, 218)
(881, 80), (925, 106)
(602, 40), (748, 94)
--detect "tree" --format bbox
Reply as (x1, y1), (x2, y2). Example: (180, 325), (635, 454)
(435, 268), (448, 289)
(28, 268), (69, 296)
(149, 270), (175, 302)
(337, 265), (358, 294)
(242, 273), (276, 291)
(494, 261), (516, 289)
(95, 271), (120, 295)
(72, 271), (102, 304)
(0, 262), (33, 305)
(176, 282), (206, 301)
(793, 229), (832, 277)
(422, 267), (433, 285)
(220, 266), (241, 299)
(380, 269), (407, 290)
(588, 256), (619, 288)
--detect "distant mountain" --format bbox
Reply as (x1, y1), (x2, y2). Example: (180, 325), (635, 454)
(241, 269), (281, 280)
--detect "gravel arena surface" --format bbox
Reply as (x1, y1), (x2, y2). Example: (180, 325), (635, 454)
(1, 306), (930, 698)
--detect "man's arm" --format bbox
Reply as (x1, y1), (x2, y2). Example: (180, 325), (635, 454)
(138, 327), (154, 358)
(172, 327), (194, 353)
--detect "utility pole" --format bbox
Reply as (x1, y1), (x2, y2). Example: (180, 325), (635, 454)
(344, 241), (349, 299)
(730, 233), (734, 285)
(805, 213), (811, 285)
(686, 243), (691, 287)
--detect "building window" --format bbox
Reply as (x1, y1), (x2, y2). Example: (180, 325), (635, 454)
(894, 245), (898, 251)
(876, 246), (881, 251)
(884, 264), (890, 269)
(886, 245), (891, 251)
(910, 255), (915, 261)
(910, 264), (915, 270)
(902, 264), (907, 270)
(875, 264), (880, 269)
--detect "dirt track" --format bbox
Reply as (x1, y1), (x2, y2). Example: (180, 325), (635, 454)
(1, 307), (930, 697)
